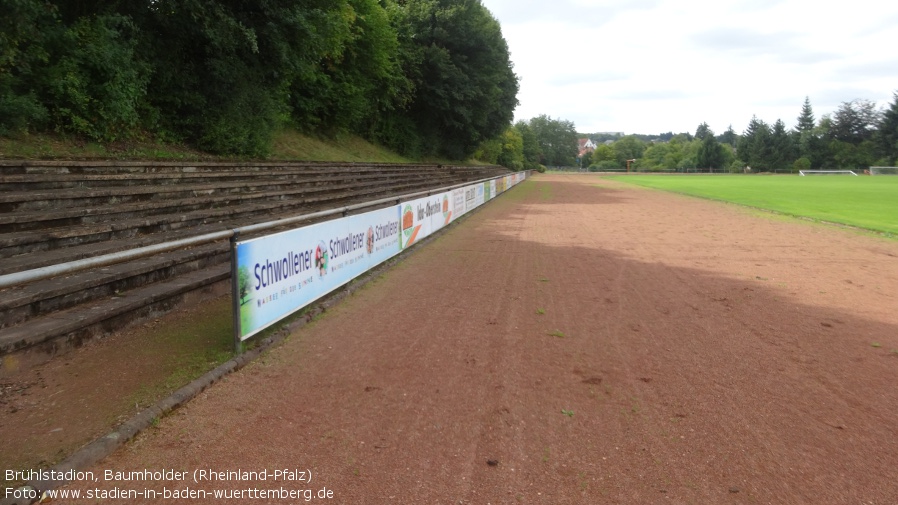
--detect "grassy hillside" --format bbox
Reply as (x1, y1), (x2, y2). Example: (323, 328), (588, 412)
(0, 128), (446, 164)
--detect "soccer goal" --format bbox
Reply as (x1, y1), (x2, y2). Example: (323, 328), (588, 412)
(799, 170), (857, 176)
(869, 166), (898, 175)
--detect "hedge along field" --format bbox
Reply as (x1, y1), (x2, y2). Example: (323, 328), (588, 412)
(611, 175), (898, 236)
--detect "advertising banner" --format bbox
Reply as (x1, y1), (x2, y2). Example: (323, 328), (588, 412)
(464, 184), (483, 212)
(231, 171), (527, 344)
(474, 183), (485, 208)
(235, 206), (401, 340)
(495, 177), (506, 195)
(399, 192), (451, 249)
(451, 187), (467, 223)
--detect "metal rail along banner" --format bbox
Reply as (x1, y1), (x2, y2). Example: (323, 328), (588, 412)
(235, 206), (401, 340)
(234, 171), (527, 341)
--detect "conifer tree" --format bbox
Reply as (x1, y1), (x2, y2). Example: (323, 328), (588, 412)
(796, 96), (815, 132)
(876, 92), (898, 164)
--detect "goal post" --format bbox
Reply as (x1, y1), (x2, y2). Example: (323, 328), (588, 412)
(869, 166), (898, 175)
(799, 170), (858, 176)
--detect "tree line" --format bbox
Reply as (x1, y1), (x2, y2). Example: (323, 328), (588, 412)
(0, 0), (519, 160)
(581, 94), (898, 172)
(473, 114), (579, 171)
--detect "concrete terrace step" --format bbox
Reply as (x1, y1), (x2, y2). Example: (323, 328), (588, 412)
(0, 173), (450, 226)
(0, 241), (229, 328)
(0, 160), (445, 175)
(0, 176), (432, 274)
(0, 176), (461, 256)
(0, 171), (444, 212)
(0, 162), (490, 185)
(0, 263), (230, 356)
(0, 174), (459, 230)
(0, 167), (448, 193)
(0, 161), (510, 374)
(0, 222), (232, 274)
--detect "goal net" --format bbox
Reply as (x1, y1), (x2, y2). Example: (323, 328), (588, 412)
(799, 170), (857, 176)
(870, 166), (898, 175)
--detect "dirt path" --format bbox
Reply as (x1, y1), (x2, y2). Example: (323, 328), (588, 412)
(58, 173), (898, 504)
(0, 295), (234, 483)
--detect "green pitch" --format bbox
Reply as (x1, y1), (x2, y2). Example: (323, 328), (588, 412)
(611, 175), (898, 236)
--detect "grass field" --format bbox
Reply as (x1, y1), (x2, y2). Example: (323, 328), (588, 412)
(611, 175), (898, 236)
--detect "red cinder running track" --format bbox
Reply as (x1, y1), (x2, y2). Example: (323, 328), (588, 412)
(62, 173), (898, 504)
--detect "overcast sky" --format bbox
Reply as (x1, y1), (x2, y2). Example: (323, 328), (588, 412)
(480, 0), (898, 136)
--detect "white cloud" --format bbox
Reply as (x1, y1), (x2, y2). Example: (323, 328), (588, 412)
(486, 0), (659, 27)
(481, 0), (898, 135)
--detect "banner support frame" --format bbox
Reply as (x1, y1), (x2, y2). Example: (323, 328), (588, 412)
(229, 231), (244, 354)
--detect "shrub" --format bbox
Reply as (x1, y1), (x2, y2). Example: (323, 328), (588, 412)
(0, 88), (47, 135)
(792, 157), (811, 172)
(590, 160), (622, 171)
(37, 15), (149, 141)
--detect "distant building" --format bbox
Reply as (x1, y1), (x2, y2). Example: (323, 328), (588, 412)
(578, 138), (597, 157)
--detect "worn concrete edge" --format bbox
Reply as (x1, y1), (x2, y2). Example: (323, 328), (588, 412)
(0, 160), (484, 169)
(0, 178), (530, 505)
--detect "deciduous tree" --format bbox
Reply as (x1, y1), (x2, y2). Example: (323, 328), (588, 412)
(639, 142), (670, 170)
(514, 120), (541, 169)
(612, 135), (646, 166)
(0, 0), (56, 133)
(495, 126), (524, 169)
(389, 0), (519, 159)
(591, 144), (617, 165)
(528, 115), (578, 167)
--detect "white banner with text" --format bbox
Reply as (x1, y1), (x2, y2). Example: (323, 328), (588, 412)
(233, 171), (527, 341)
(235, 206), (401, 340)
